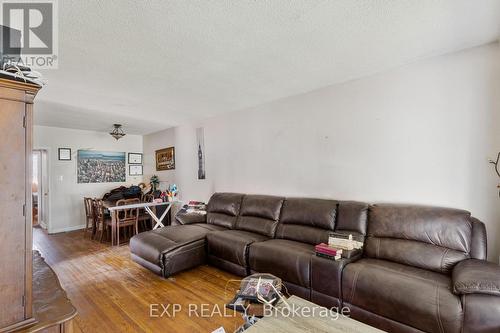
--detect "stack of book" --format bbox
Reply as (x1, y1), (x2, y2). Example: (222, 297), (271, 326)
(185, 201), (207, 214)
(188, 200), (205, 208)
(315, 243), (342, 260)
(328, 232), (364, 250)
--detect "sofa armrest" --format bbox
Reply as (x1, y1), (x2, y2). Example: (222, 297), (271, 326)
(310, 249), (363, 308)
(452, 259), (500, 296)
(175, 210), (207, 225)
(341, 248), (363, 259)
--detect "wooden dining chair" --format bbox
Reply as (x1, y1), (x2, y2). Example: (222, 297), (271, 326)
(94, 199), (112, 242)
(138, 193), (155, 231)
(114, 198), (140, 245)
(83, 197), (95, 237)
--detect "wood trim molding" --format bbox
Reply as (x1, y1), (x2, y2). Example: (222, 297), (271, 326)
(0, 78), (40, 94)
(0, 79), (40, 103)
(24, 103), (33, 321)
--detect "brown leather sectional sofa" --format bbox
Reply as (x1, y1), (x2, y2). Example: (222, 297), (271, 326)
(130, 192), (500, 333)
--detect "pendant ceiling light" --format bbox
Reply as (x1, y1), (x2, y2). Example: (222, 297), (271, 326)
(109, 124), (126, 140)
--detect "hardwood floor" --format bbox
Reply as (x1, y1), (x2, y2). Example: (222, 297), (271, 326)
(33, 227), (244, 333)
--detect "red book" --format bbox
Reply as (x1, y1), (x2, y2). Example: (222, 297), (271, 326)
(315, 243), (342, 256)
(316, 247), (339, 256)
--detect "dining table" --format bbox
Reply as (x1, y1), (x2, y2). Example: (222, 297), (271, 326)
(102, 200), (173, 246)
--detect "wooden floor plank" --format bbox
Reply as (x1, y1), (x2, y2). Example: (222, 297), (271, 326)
(33, 227), (244, 333)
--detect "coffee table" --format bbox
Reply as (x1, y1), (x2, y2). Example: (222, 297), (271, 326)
(243, 295), (385, 333)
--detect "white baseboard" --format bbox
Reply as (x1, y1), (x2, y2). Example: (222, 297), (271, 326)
(49, 224), (86, 234)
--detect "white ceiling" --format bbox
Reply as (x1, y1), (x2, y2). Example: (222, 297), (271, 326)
(35, 0), (500, 135)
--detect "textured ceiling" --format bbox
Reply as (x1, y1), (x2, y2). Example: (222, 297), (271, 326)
(35, 0), (500, 135)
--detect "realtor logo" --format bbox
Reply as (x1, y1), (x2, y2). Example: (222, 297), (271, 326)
(0, 0), (58, 68)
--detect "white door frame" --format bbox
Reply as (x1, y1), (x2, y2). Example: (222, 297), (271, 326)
(33, 147), (51, 231)
(32, 150), (41, 226)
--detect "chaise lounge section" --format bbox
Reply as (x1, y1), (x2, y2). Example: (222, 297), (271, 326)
(130, 192), (500, 333)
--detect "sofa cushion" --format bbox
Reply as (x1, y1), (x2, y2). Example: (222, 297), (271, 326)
(452, 259), (500, 296)
(207, 230), (268, 270)
(130, 224), (212, 277)
(342, 258), (463, 333)
(336, 201), (369, 236)
(194, 223), (228, 232)
(369, 204), (472, 252)
(280, 198), (337, 229)
(249, 239), (314, 288)
(206, 193), (244, 228)
(235, 194), (284, 237)
(365, 238), (469, 275)
(365, 204), (473, 274)
(275, 198), (337, 245)
(130, 225), (209, 264)
(175, 210), (207, 225)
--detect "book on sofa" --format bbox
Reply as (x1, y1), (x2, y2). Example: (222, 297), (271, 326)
(315, 243), (342, 260)
(328, 232), (363, 250)
(183, 201), (207, 214)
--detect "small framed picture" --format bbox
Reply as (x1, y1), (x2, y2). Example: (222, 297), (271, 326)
(128, 152), (143, 164)
(58, 148), (71, 161)
(129, 164), (143, 176)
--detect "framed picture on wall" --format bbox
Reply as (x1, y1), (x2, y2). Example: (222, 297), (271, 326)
(196, 127), (206, 179)
(129, 165), (143, 176)
(128, 152), (143, 164)
(156, 147), (175, 170)
(77, 150), (126, 183)
(58, 148), (71, 161)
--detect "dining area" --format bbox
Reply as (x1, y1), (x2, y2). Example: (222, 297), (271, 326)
(83, 193), (173, 246)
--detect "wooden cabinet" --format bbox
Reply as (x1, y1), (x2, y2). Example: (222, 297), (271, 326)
(0, 77), (41, 332)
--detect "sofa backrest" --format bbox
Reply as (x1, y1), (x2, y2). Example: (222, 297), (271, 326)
(335, 201), (369, 240)
(365, 204), (487, 274)
(470, 217), (487, 260)
(275, 198), (337, 245)
(206, 193), (244, 229)
(235, 194), (284, 237)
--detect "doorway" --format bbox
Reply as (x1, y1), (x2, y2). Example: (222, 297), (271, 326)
(32, 149), (49, 229)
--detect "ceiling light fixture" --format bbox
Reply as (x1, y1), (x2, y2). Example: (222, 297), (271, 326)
(109, 124), (126, 140)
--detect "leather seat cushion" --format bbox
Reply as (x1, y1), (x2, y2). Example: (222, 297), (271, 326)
(342, 258), (463, 333)
(249, 239), (314, 287)
(195, 223), (228, 232)
(207, 230), (269, 267)
(130, 224), (212, 265)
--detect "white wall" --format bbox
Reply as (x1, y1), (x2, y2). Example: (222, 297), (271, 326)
(34, 126), (143, 233)
(144, 42), (500, 262)
(143, 129), (176, 191)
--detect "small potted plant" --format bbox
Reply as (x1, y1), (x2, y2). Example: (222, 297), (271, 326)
(150, 175), (160, 192)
